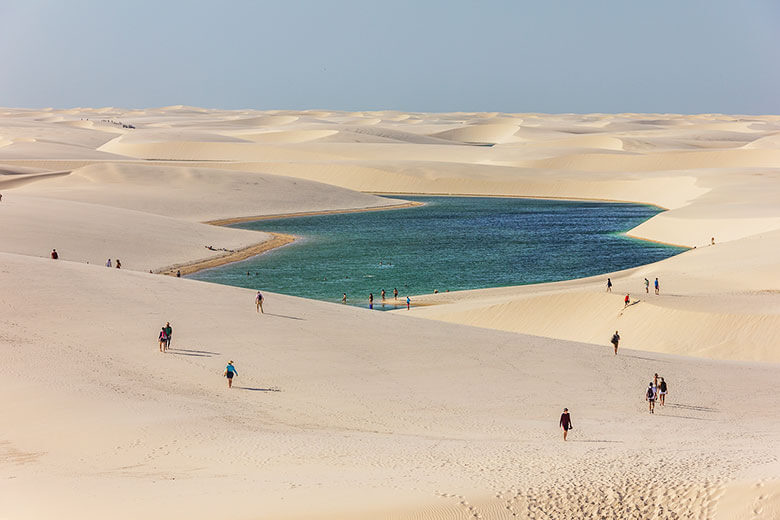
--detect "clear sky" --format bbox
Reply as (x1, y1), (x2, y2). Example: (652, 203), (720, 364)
(1, 0), (778, 114)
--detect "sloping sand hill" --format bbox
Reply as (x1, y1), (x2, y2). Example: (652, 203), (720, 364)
(1, 107), (779, 519)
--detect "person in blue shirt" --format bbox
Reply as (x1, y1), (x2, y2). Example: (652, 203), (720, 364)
(224, 361), (238, 388)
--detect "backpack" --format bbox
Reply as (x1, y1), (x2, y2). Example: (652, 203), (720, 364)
(646, 387), (654, 399)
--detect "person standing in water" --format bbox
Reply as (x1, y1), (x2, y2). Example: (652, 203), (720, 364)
(646, 383), (656, 413)
(559, 408), (573, 441)
(654, 277), (660, 295)
(381, 289), (386, 301)
(224, 361), (238, 388)
(255, 291), (264, 313)
(164, 322), (173, 349)
(393, 288), (398, 300)
(342, 293), (347, 304)
(611, 331), (620, 355)
(658, 377), (668, 406)
(158, 327), (168, 352)
(369, 292), (374, 309)
(644, 278), (650, 294)
(606, 278), (612, 292)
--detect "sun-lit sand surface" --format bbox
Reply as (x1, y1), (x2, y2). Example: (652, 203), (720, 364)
(1, 107), (780, 519)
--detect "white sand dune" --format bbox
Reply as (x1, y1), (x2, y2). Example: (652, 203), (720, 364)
(1, 107), (779, 519)
(12, 162), (402, 222)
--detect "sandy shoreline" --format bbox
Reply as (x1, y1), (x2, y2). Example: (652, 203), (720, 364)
(155, 232), (297, 276)
(204, 200), (423, 226)
(161, 201), (424, 276)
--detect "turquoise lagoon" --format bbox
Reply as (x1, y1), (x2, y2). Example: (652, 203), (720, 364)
(189, 196), (685, 308)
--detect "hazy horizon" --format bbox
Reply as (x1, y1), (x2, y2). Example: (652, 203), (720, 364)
(2, 1), (779, 115)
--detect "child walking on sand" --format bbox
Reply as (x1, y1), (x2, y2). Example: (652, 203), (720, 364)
(224, 361), (238, 388)
(255, 291), (264, 313)
(606, 278), (612, 292)
(559, 408), (573, 440)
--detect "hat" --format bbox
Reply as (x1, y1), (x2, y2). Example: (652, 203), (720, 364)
(229, 360), (234, 364)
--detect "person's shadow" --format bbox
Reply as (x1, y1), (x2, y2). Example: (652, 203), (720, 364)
(234, 386), (281, 392)
(168, 348), (220, 357)
(265, 313), (304, 321)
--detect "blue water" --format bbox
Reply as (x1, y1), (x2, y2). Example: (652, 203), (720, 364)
(190, 196), (685, 308)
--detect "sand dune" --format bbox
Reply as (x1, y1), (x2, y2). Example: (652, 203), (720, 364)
(1, 107), (780, 519)
(12, 162), (402, 222)
(2, 253), (780, 519)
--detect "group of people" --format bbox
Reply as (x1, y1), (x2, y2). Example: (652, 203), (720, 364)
(364, 288), (410, 310)
(157, 322), (173, 352)
(105, 258), (122, 269)
(560, 373), (670, 440)
(645, 372), (668, 413)
(607, 276), (660, 309)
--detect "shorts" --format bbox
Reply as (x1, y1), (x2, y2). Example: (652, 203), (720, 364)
(226, 372), (234, 379)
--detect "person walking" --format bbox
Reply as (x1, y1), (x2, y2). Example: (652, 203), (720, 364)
(224, 360), (238, 388)
(606, 278), (612, 292)
(658, 377), (668, 406)
(164, 322), (173, 349)
(654, 277), (660, 295)
(51, 249), (59, 260)
(611, 330), (620, 355)
(406, 296), (411, 310)
(255, 291), (264, 314)
(158, 327), (169, 352)
(559, 408), (573, 441)
(624, 293), (630, 308)
(106, 259), (112, 268)
(644, 278), (649, 293)
(646, 383), (656, 413)
(116, 259), (121, 269)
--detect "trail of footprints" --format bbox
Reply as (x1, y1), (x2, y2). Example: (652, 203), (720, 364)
(437, 451), (748, 519)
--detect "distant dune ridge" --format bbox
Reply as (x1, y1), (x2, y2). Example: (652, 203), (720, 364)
(1, 107), (780, 519)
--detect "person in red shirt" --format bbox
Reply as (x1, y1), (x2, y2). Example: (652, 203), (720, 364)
(624, 293), (630, 308)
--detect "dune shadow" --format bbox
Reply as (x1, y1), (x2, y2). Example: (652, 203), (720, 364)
(235, 386), (281, 392)
(265, 313), (304, 321)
